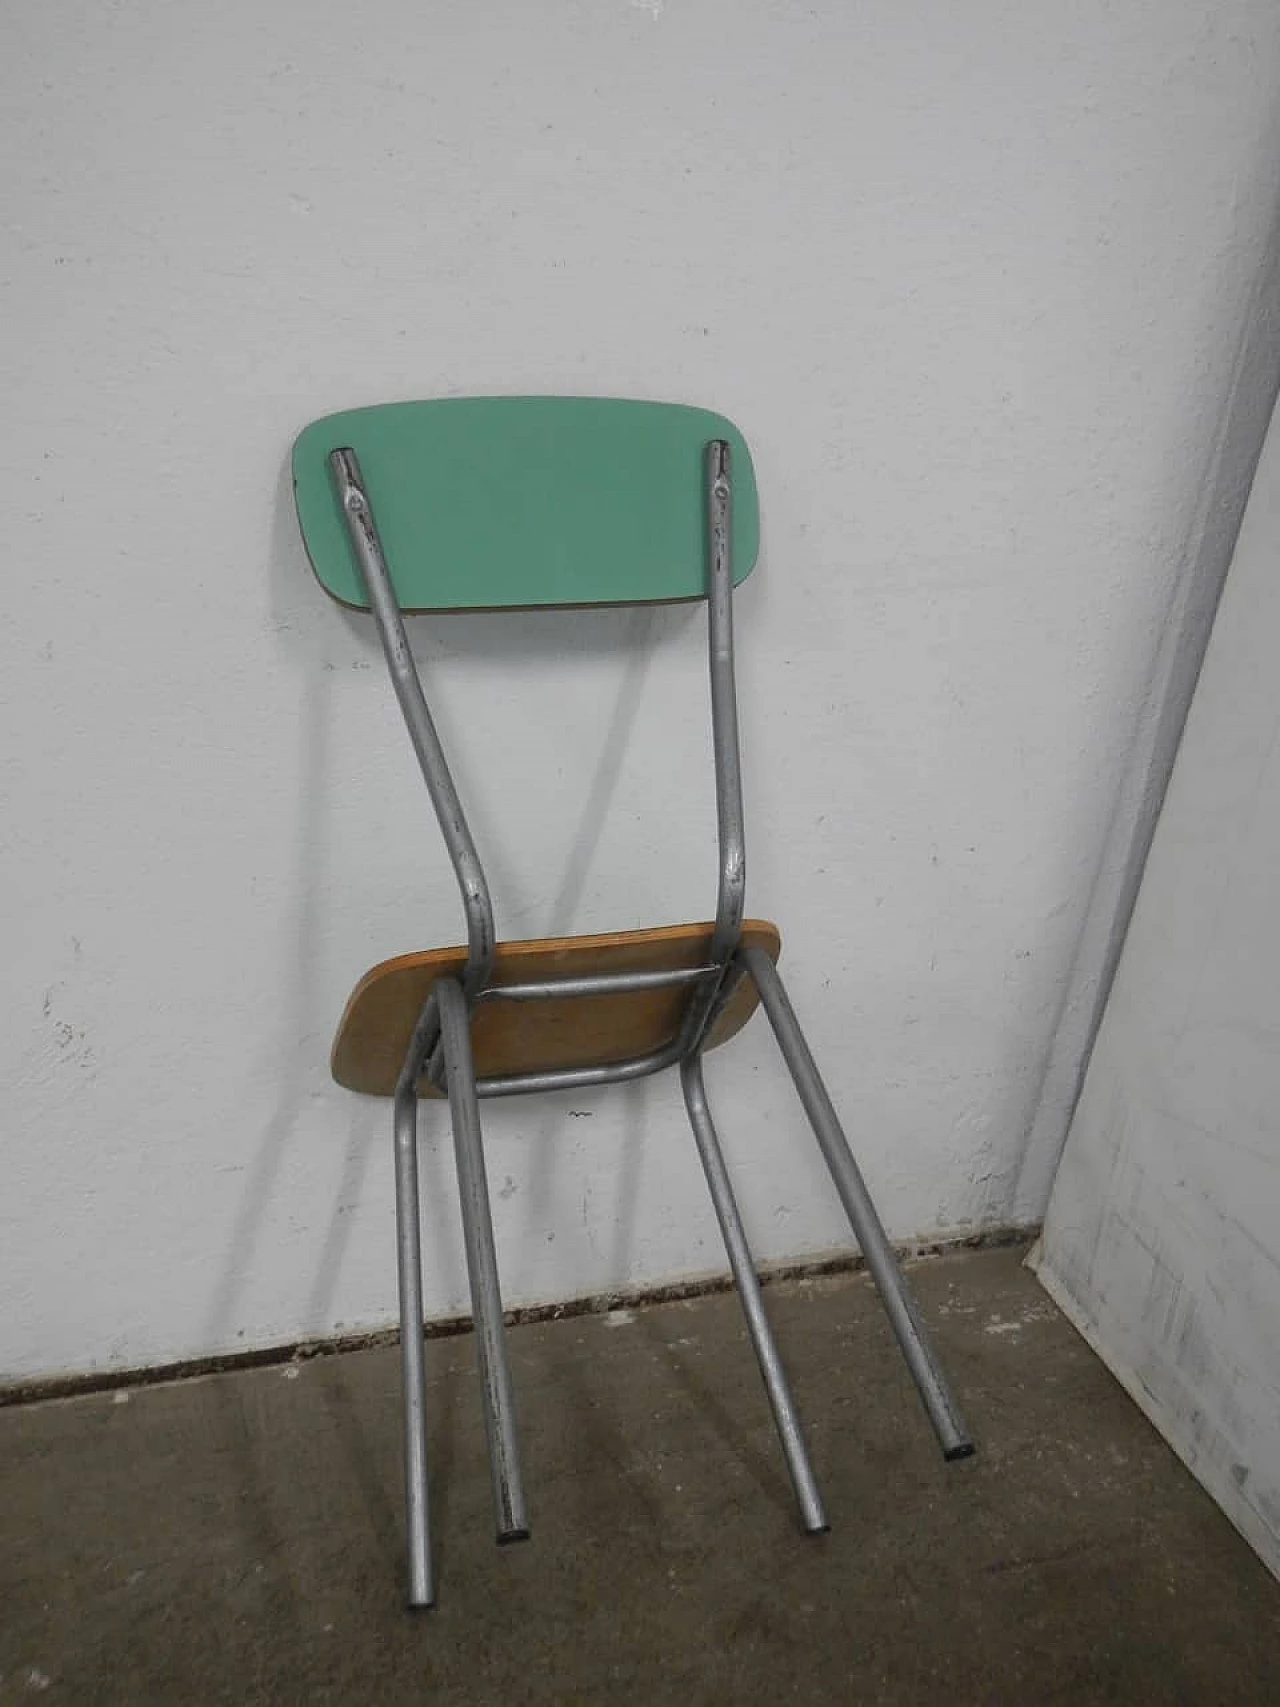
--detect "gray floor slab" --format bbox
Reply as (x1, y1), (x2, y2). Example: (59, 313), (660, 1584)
(3, 1247), (1278, 1705)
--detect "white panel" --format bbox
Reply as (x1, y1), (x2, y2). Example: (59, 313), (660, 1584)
(1036, 406), (1280, 1578)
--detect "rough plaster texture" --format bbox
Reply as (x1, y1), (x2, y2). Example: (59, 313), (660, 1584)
(4, 2), (1280, 1381)
(1035, 403), (1280, 1581)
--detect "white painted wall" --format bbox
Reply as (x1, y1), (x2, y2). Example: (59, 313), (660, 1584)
(4, 1), (1280, 1383)
(1034, 401), (1280, 1580)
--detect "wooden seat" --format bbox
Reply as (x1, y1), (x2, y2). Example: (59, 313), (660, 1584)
(332, 920), (782, 1096)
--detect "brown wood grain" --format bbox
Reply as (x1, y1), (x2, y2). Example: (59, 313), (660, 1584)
(331, 919), (781, 1096)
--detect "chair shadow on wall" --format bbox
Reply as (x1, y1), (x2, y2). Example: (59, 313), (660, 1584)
(203, 454), (711, 1582)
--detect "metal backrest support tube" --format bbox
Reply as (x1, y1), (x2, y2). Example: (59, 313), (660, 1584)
(330, 448), (496, 998)
(678, 439), (747, 1053)
(706, 439), (747, 964)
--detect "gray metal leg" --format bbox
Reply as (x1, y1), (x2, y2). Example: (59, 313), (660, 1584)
(740, 947), (975, 1462)
(436, 978), (531, 1541)
(681, 1055), (828, 1532)
(392, 1079), (434, 1608)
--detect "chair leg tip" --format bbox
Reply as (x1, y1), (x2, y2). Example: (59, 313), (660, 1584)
(944, 1441), (976, 1463)
(497, 1527), (531, 1546)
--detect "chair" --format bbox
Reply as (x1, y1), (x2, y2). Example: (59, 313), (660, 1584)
(292, 397), (973, 1609)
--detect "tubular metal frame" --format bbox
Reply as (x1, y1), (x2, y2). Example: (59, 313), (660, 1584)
(328, 439), (973, 1611)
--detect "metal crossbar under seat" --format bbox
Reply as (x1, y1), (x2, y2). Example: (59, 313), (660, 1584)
(291, 398), (973, 1610)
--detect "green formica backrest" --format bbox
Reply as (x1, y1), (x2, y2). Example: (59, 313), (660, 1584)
(292, 397), (759, 612)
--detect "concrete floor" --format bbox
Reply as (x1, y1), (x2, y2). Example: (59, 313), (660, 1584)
(3, 1247), (1278, 1706)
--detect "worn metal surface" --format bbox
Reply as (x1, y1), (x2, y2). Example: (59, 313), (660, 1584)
(678, 440), (748, 1057)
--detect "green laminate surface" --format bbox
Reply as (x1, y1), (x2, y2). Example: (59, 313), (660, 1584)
(292, 396), (758, 611)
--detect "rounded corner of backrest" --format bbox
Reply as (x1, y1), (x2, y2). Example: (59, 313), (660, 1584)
(291, 409), (372, 612)
(290, 410), (331, 498)
(289, 415), (314, 467)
